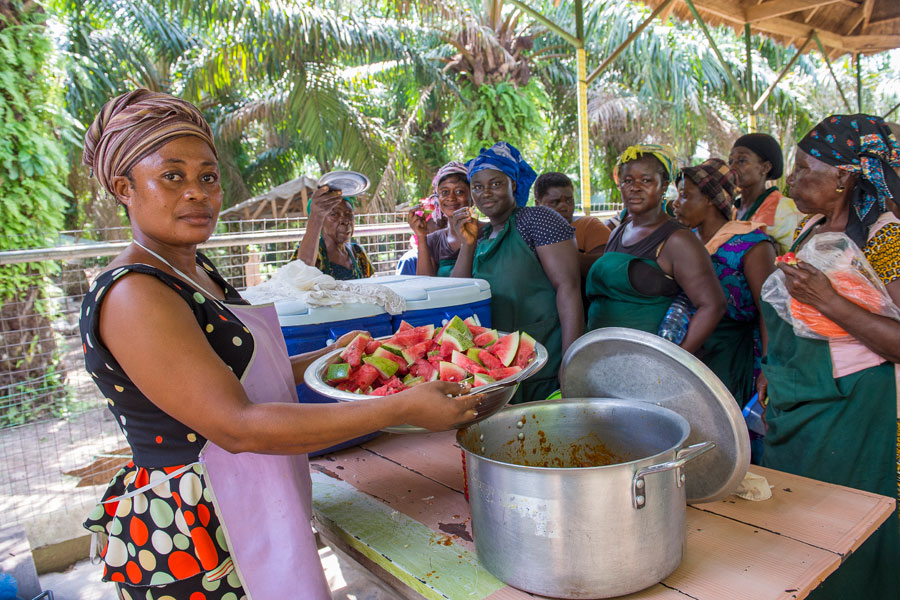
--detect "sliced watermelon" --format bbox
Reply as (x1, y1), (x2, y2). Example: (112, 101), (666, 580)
(446, 315), (473, 340)
(364, 339), (383, 355)
(351, 363), (380, 390)
(451, 350), (488, 375)
(490, 331), (520, 367)
(473, 329), (499, 347)
(473, 373), (496, 387)
(325, 363), (351, 383)
(411, 358), (438, 381)
(415, 324), (435, 340)
(441, 327), (473, 351)
(364, 355), (399, 379)
(439, 361), (468, 382)
(340, 332), (372, 368)
(401, 340), (431, 365)
(381, 342), (405, 356)
(466, 323), (489, 337)
(373, 347), (409, 375)
(397, 320), (414, 332)
(514, 332), (537, 368)
(466, 347), (483, 364)
(464, 315), (482, 327)
(478, 350), (504, 370)
(489, 366), (523, 381)
(439, 341), (456, 359)
(389, 329), (422, 348)
(371, 384), (402, 396)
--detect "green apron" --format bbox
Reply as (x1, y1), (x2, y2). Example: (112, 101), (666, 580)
(585, 252), (674, 333)
(698, 317), (756, 407)
(436, 258), (456, 277)
(473, 210), (562, 404)
(760, 300), (899, 598)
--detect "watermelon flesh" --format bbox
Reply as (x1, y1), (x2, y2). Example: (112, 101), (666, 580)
(478, 350), (504, 370)
(351, 363), (380, 390)
(490, 332), (520, 367)
(451, 350), (488, 375)
(439, 361), (468, 382)
(473, 329), (499, 347)
(490, 366), (523, 380)
(364, 339), (383, 355)
(372, 347), (409, 375)
(514, 332), (537, 368)
(340, 333), (372, 367)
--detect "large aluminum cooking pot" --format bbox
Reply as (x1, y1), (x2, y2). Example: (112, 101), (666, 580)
(457, 398), (714, 599)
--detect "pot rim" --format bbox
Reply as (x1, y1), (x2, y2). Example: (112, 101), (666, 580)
(457, 397), (691, 472)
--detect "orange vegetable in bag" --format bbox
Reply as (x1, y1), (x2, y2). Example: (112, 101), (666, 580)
(789, 270), (886, 337)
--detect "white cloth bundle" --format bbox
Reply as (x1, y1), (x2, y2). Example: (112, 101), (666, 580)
(240, 261), (406, 315)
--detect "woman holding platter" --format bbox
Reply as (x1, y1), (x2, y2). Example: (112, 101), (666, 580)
(79, 89), (482, 599)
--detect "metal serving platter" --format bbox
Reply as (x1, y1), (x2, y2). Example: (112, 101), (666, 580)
(560, 327), (749, 503)
(305, 332), (548, 434)
(317, 171), (370, 197)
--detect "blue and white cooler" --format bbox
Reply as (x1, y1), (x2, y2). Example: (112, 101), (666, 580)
(275, 299), (393, 455)
(373, 275), (492, 330)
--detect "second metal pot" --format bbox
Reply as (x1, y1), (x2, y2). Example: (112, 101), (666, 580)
(457, 398), (714, 599)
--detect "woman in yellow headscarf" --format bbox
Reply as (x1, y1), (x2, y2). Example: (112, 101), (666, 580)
(585, 145), (725, 354)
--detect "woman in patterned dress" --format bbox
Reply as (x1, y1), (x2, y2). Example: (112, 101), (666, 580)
(79, 89), (482, 600)
(672, 158), (775, 410)
(759, 114), (900, 599)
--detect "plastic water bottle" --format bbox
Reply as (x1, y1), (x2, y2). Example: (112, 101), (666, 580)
(657, 292), (696, 344)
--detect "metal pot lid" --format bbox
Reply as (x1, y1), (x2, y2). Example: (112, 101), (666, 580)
(317, 171), (370, 197)
(560, 327), (749, 503)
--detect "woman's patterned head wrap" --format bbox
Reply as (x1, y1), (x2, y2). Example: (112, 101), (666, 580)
(798, 114), (900, 247)
(677, 158), (739, 219)
(467, 142), (537, 207)
(83, 89), (218, 197)
(615, 144), (679, 185)
(431, 161), (469, 220)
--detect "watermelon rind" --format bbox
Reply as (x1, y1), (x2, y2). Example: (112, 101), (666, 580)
(381, 342), (405, 356)
(325, 363), (351, 383)
(472, 373), (496, 387)
(364, 355), (399, 378)
(472, 329), (499, 347)
(491, 331), (520, 367)
(402, 375), (425, 387)
(445, 315), (473, 340)
(441, 327), (473, 351)
(514, 331), (537, 368)
(466, 347), (483, 364)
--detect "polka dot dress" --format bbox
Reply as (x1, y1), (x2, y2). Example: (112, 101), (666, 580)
(80, 254), (251, 596)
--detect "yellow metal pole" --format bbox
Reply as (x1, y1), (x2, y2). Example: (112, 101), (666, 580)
(576, 47), (591, 216)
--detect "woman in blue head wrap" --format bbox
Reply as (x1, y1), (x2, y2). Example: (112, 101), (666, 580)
(450, 142), (584, 404)
(757, 114), (900, 600)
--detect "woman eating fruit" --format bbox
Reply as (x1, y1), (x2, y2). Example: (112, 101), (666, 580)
(451, 142), (584, 403)
(78, 89), (482, 600)
(759, 114), (900, 599)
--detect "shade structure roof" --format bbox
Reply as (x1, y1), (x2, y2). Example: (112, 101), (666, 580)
(219, 175), (318, 221)
(639, 0), (900, 57)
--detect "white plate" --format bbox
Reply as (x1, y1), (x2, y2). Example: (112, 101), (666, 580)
(318, 171), (370, 197)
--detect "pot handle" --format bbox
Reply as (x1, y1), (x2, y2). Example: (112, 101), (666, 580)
(631, 441), (716, 509)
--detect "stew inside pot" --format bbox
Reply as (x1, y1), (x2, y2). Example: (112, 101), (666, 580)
(488, 430), (628, 468)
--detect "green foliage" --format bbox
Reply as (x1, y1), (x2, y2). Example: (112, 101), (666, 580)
(0, 1), (72, 422)
(448, 79), (549, 161)
(0, 2), (70, 292)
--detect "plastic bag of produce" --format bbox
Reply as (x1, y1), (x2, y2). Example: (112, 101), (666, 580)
(760, 232), (900, 340)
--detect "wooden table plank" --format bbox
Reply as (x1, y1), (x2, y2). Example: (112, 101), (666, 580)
(693, 466), (895, 556)
(312, 471), (508, 600)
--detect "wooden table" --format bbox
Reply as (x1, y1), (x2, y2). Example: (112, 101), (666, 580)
(309, 431), (894, 600)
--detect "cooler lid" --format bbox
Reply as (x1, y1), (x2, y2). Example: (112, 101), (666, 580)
(374, 275), (491, 310)
(560, 327), (749, 503)
(274, 299), (386, 327)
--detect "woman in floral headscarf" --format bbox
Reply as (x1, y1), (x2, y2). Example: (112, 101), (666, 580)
(585, 144), (726, 353)
(451, 142), (583, 403)
(407, 161), (476, 276)
(760, 114), (900, 599)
